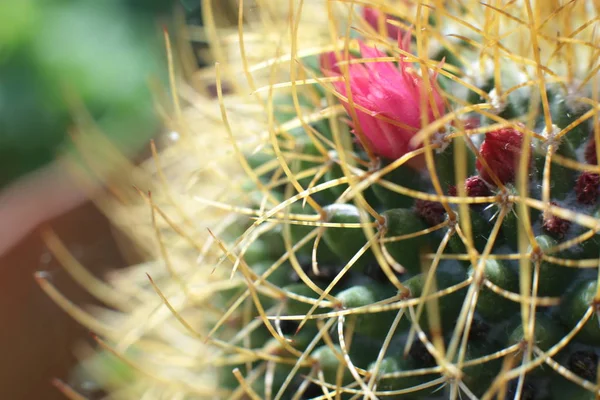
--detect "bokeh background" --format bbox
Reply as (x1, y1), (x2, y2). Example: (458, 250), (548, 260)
(0, 0), (172, 188)
(0, 1), (213, 398)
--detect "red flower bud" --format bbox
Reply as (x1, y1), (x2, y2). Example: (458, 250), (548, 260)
(575, 172), (600, 204)
(476, 127), (529, 185)
(448, 176), (492, 198)
(585, 136), (597, 165)
(542, 202), (570, 239)
(465, 175), (492, 197)
(414, 199), (446, 226)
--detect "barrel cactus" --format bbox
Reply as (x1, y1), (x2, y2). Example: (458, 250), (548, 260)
(41, 1), (600, 399)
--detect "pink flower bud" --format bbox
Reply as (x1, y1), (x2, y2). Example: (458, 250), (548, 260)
(321, 35), (445, 169)
(476, 127), (529, 185)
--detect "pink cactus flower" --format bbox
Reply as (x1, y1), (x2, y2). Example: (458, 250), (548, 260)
(363, 7), (403, 40)
(321, 34), (445, 170)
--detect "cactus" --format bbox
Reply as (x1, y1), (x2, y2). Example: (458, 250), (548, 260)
(38, 1), (600, 399)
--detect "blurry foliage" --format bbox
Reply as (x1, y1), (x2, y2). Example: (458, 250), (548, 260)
(0, 0), (177, 188)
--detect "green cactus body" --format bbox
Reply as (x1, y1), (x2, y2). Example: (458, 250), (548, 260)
(531, 235), (577, 297)
(381, 208), (433, 275)
(283, 282), (321, 317)
(507, 314), (565, 376)
(549, 90), (591, 148)
(468, 259), (520, 320)
(434, 143), (475, 193)
(311, 344), (352, 386)
(578, 208), (600, 259)
(560, 280), (600, 345)
(507, 314), (564, 352)
(57, 3), (600, 400)
(459, 342), (503, 397)
(549, 378), (595, 400)
(372, 162), (424, 209)
(322, 204), (374, 272)
(450, 208), (495, 255)
(335, 285), (396, 338)
(534, 134), (577, 199)
(288, 203), (339, 264)
(368, 357), (438, 399)
(401, 271), (467, 332)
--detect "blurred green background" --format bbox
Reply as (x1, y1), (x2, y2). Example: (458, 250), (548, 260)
(0, 0), (181, 188)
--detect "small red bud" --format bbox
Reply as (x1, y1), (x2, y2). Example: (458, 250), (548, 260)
(447, 176), (491, 198)
(542, 202), (571, 239)
(414, 200), (446, 226)
(465, 176), (492, 197)
(462, 117), (481, 130)
(584, 137), (597, 165)
(575, 172), (600, 204)
(452, 117), (480, 130)
(476, 127), (529, 185)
